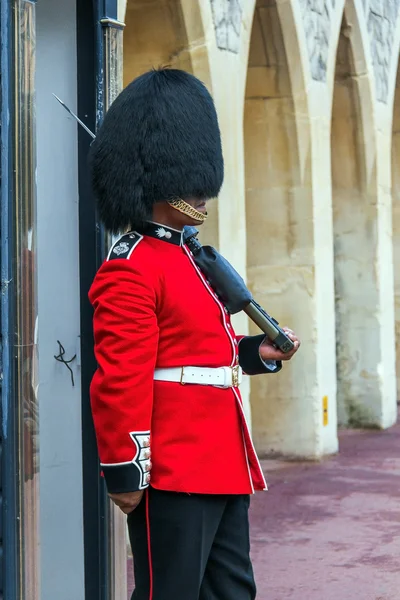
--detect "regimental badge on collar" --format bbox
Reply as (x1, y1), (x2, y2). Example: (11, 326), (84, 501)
(155, 227), (172, 240)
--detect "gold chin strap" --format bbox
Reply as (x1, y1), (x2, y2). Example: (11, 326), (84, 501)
(168, 198), (208, 222)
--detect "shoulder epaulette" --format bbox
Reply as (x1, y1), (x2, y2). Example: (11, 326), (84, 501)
(107, 232), (143, 261)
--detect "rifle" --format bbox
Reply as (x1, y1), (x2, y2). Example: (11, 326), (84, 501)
(183, 227), (294, 353)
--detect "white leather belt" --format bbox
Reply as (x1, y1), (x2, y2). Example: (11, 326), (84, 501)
(154, 366), (242, 388)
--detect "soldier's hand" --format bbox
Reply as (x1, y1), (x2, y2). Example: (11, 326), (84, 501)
(259, 328), (300, 362)
(109, 490), (144, 514)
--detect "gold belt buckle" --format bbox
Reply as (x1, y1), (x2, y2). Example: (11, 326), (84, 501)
(232, 365), (240, 387)
(180, 367), (186, 385)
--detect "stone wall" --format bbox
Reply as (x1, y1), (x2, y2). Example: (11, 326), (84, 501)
(299, 0), (336, 81)
(210, 0), (243, 53)
(120, 0), (400, 461)
(365, 0), (400, 102)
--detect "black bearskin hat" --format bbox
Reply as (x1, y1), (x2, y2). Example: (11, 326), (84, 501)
(89, 68), (224, 233)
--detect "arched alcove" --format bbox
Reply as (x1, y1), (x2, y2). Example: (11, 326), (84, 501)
(124, 0), (192, 79)
(331, 16), (379, 426)
(244, 0), (314, 456)
(123, 0), (218, 244)
(392, 64), (400, 400)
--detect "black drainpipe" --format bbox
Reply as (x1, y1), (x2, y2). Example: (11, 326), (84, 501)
(77, 0), (120, 598)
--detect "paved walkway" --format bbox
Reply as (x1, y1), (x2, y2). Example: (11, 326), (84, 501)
(252, 423), (400, 599)
(128, 420), (400, 599)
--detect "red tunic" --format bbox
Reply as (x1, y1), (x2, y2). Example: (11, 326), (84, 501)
(89, 222), (281, 495)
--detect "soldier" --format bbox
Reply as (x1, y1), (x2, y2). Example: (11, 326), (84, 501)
(88, 67), (300, 600)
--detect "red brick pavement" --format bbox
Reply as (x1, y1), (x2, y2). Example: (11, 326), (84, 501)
(127, 421), (400, 599)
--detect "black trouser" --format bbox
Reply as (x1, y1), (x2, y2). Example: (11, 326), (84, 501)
(127, 487), (256, 600)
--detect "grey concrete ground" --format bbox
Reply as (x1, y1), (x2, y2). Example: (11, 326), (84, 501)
(128, 420), (400, 599)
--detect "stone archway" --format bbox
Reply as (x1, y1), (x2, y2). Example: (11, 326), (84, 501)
(331, 14), (379, 427)
(124, 0), (193, 79)
(393, 64), (400, 400)
(123, 0), (218, 244)
(244, 1), (314, 457)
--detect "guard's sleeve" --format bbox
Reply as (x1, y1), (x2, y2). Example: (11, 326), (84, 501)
(89, 258), (159, 494)
(237, 334), (282, 376)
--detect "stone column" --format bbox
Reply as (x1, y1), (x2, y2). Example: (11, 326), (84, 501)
(331, 17), (383, 428)
(393, 68), (400, 401)
(100, 10), (129, 600)
(244, 0), (339, 458)
(194, 0), (258, 423)
(374, 98), (397, 427)
(331, 0), (398, 429)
